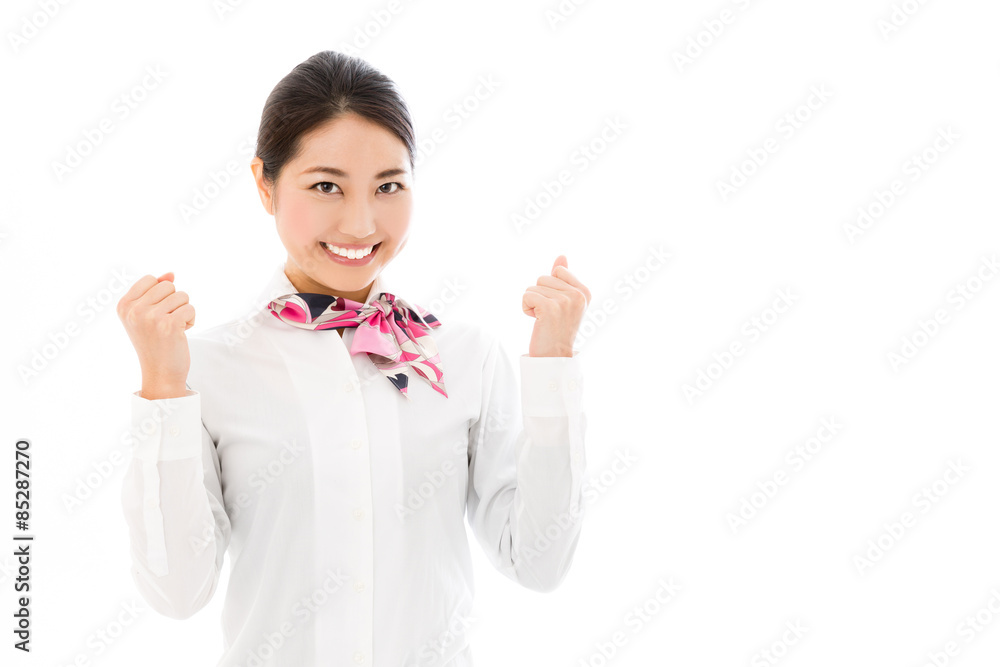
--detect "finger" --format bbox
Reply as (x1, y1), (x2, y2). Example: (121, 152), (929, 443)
(535, 275), (571, 290)
(522, 284), (557, 296)
(534, 276), (590, 305)
(140, 279), (179, 307)
(551, 265), (591, 304)
(522, 289), (547, 316)
(119, 274), (161, 309)
(156, 291), (190, 316)
(523, 284), (565, 304)
(172, 303), (195, 330)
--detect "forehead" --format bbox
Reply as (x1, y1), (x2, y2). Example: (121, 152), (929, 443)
(292, 114), (408, 171)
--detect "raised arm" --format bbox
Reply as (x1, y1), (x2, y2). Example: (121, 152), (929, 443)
(120, 386), (231, 619)
(465, 335), (588, 592)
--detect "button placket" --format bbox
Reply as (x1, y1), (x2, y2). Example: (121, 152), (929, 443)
(328, 327), (375, 665)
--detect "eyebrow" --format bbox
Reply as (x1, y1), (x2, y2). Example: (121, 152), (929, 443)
(300, 166), (408, 179)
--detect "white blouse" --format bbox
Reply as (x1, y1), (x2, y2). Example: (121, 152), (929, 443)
(120, 261), (588, 666)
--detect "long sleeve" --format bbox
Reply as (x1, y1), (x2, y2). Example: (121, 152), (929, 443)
(120, 386), (232, 620)
(465, 335), (587, 593)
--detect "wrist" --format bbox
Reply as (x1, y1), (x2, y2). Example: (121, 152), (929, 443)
(141, 374), (188, 399)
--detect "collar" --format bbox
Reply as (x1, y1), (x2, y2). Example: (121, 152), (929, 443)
(253, 261), (389, 314)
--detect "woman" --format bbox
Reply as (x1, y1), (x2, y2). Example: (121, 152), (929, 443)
(118, 50), (591, 666)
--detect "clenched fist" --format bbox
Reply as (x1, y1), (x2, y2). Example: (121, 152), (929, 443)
(117, 272), (195, 399)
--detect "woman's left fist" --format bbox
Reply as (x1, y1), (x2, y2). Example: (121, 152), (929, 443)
(522, 255), (591, 358)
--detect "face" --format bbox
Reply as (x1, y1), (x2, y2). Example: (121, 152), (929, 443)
(250, 112), (413, 304)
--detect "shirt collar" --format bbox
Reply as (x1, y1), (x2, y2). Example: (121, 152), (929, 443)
(253, 261), (388, 313)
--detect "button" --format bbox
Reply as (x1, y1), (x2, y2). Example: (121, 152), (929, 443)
(168, 425), (180, 436)
(343, 381), (354, 393)
(354, 581), (365, 592)
(548, 381), (558, 392)
(353, 651), (365, 664)
(353, 508), (365, 520)
(350, 439), (362, 449)
(145, 498), (157, 510)
(568, 380), (578, 391)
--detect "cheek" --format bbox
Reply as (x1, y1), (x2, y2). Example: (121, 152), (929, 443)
(384, 200), (413, 235)
(278, 194), (322, 240)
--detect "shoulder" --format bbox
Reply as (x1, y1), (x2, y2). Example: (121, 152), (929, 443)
(185, 300), (284, 351)
(186, 319), (259, 356)
(431, 317), (501, 364)
(182, 310), (282, 388)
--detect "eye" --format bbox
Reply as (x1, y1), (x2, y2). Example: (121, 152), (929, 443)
(312, 181), (340, 195)
(379, 182), (405, 195)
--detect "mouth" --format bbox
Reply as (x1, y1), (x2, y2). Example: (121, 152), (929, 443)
(321, 241), (382, 265)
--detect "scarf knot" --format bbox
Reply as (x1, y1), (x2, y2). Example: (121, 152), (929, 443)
(266, 290), (447, 400)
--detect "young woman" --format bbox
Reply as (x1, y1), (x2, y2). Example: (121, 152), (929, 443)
(118, 50), (591, 666)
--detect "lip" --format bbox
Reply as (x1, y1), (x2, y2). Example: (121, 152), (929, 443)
(321, 241), (381, 266)
(322, 241), (378, 250)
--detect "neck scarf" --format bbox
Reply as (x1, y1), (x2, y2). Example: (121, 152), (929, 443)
(266, 290), (447, 400)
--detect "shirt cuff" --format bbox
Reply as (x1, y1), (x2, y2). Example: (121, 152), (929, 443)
(519, 348), (584, 418)
(130, 389), (202, 461)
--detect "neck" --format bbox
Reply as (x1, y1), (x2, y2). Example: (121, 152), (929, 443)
(284, 261), (376, 305)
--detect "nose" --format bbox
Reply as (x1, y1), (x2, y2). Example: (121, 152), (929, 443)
(339, 192), (377, 240)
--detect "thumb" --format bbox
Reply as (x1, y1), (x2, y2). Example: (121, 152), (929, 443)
(552, 254), (568, 274)
(157, 272), (174, 283)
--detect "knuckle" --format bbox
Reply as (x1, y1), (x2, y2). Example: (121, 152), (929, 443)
(155, 317), (172, 336)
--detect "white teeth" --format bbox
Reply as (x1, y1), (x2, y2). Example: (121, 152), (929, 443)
(323, 242), (375, 259)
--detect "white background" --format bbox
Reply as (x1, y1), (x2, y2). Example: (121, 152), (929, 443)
(2, 0), (1000, 665)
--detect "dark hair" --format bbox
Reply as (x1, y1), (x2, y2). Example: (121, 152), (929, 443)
(254, 50), (415, 207)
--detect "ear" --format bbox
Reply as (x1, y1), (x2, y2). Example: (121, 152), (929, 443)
(250, 156), (275, 216)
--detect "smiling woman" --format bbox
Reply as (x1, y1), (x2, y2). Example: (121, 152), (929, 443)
(250, 51), (417, 305)
(118, 49), (589, 667)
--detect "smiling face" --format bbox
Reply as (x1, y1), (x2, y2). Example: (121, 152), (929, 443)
(250, 112), (413, 304)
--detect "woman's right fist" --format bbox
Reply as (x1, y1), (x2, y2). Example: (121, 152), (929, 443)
(117, 272), (195, 392)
